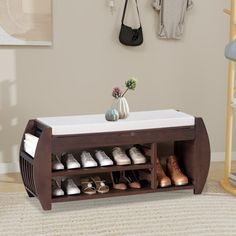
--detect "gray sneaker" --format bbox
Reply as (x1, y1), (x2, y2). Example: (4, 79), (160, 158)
(112, 147), (131, 165)
(52, 179), (64, 197)
(95, 150), (113, 166)
(52, 154), (64, 171)
(81, 151), (98, 168)
(61, 178), (81, 195)
(129, 147), (146, 164)
(61, 153), (81, 169)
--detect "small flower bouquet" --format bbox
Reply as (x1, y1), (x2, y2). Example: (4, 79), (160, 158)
(111, 77), (137, 119)
(112, 78), (137, 99)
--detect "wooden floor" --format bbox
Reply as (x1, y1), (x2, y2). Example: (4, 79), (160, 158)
(0, 161), (235, 193)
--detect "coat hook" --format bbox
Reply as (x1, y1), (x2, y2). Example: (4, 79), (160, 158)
(109, 0), (115, 15)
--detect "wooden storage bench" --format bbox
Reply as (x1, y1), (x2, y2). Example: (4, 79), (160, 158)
(19, 110), (210, 211)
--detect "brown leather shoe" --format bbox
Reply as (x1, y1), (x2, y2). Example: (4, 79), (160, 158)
(167, 155), (188, 186)
(110, 172), (127, 190)
(156, 158), (171, 188)
(123, 170), (141, 189)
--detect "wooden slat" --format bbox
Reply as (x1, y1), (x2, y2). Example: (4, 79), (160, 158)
(25, 186), (37, 197)
(20, 151), (34, 165)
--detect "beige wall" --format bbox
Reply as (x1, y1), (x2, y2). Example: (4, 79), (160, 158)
(0, 0), (230, 166)
(22, 0), (51, 14)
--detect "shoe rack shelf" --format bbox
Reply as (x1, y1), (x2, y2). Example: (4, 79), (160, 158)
(19, 111), (210, 211)
(51, 163), (153, 177)
(52, 185), (194, 204)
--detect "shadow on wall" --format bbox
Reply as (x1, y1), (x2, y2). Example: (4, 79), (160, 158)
(0, 80), (20, 167)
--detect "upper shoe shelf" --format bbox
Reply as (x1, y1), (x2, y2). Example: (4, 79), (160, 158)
(36, 109), (195, 135)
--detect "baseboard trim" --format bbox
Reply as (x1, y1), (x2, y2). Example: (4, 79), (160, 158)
(0, 152), (235, 174)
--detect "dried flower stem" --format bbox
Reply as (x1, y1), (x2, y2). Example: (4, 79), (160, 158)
(122, 88), (129, 97)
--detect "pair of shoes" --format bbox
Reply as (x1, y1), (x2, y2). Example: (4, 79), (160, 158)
(52, 153), (81, 171)
(52, 178), (81, 197)
(81, 150), (113, 168)
(156, 158), (171, 187)
(52, 154), (65, 171)
(167, 155), (189, 186)
(156, 155), (188, 187)
(62, 153), (81, 169)
(61, 178), (81, 195)
(80, 176), (109, 194)
(95, 150), (114, 166)
(110, 170), (141, 190)
(112, 146), (146, 165)
(52, 179), (64, 197)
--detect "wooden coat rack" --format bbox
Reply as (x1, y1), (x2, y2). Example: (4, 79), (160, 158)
(220, 0), (236, 195)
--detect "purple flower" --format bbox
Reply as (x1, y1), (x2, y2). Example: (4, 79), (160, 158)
(112, 87), (122, 98)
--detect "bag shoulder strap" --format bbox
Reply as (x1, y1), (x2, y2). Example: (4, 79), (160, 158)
(121, 0), (141, 26)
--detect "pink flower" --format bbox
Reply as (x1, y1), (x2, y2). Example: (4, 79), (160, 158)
(112, 87), (122, 98)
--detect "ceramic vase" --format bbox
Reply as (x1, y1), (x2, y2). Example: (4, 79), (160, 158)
(112, 97), (129, 119)
(105, 108), (119, 121)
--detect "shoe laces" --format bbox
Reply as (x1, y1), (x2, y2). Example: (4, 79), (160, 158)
(169, 158), (182, 174)
(131, 147), (139, 153)
(52, 179), (60, 188)
(82, 152), (93, 161)
(131, 147), (143, 157)
(52, 154), (61, 162)
(114, 148), (125, 157)
(67, 154), (74, 159)
(97, 151), (110, 160)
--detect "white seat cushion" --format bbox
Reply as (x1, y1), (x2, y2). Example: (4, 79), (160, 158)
(36, 109), (195, 135)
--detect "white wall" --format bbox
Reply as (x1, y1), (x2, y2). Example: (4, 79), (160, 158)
(0, 0), (231, 172)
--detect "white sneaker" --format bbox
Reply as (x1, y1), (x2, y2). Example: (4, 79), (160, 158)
(52, 179), (64, 197)
(81, 151), (98, 168)
(129, 147), (146, 164)
(61, 153), (81, 169)
(95, 150), (113, 166)
(52, 155), (64, 171)
(112, 147), (131, 165)
(61, 178), (81, 195)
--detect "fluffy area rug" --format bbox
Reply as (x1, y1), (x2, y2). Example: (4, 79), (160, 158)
(1, 180), (236, 236)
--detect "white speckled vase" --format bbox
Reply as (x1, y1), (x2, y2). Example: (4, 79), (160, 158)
(112, 97), (129, 119)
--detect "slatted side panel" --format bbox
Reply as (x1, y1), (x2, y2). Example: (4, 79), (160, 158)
(20, 156), (36, 195)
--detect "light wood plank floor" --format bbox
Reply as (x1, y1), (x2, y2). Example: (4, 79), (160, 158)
(0, 161), (235, 193)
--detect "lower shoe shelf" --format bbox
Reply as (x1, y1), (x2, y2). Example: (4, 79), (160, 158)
(52, 163), (153, 177)
(52, 184), (194, 203)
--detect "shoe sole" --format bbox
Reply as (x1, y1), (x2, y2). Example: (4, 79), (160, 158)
(97, 189), (109, 194)
(173, 181), (189, 186)
(66, 190), (81, 195)
(159, 183), (171, 188)
(82, 164), (98, 168)
(82, 191), (97, 195)
(115, 162), (131, 165)
(132, 160), (146, 165)
(99, 162), (114, 167)
(52, 190), (64, 197)
(67, 165), (81, 169)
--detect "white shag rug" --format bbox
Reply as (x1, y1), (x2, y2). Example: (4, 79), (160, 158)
(0, 181), (236, 236)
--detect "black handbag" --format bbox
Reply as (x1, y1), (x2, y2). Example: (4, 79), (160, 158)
(119, 0), (143, 46)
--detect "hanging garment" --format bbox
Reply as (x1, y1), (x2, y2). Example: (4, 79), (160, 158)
(153, 0), (193, 40)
